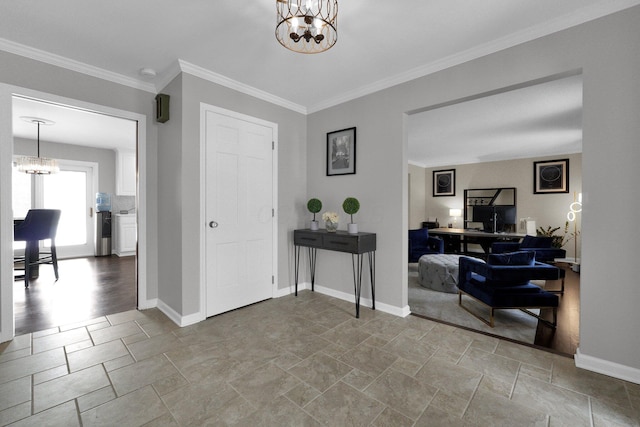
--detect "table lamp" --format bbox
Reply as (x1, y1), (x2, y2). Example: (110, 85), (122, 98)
(449, 208), (462, 228)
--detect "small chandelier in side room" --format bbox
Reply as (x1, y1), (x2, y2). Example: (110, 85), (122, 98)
(276, 0), (338, 54)
(17, 117), (59, 175)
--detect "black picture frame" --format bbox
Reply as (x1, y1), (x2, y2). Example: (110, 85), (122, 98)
(327, 127), (356, 176)
(534, 158), (569, 194)
(433, 169), (455, 197)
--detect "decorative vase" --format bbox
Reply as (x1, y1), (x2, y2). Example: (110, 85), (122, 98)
(310, 220), (319, 231)
(348, 223), (358, 234)
(325, 221), (338, 232)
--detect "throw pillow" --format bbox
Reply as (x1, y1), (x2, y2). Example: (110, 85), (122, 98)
(487, 250), (535, 266)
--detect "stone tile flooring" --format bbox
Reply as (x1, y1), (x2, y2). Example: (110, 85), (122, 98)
(0, 291), (638, 426)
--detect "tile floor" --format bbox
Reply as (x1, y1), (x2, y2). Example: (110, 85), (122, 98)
(0, 291), (638, 426)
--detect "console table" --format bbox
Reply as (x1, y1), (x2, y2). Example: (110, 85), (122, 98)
(293, 229), (376, 318)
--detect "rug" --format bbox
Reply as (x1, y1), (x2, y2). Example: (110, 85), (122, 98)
(408, 264), (539, 344)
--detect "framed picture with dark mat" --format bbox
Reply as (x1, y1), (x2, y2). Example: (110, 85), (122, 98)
(534, 159), (569, 194)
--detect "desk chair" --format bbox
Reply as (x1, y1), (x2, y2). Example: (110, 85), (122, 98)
(409, 228), (444, 262)
(14, 209), (61, 288)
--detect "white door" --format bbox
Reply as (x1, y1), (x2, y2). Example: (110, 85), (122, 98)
(205, 109), (274, 317)
(13, 160), (96, 258)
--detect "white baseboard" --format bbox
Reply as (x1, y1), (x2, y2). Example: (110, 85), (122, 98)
(274, 282), (311, 298)
(156, 299), (205, 327)
(575, 347), (640, 384)
(137, 298), (157, 310)
(276, 281), (408, 318)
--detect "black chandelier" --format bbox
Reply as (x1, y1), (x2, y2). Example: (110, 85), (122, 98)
(276, 0), (338, 54)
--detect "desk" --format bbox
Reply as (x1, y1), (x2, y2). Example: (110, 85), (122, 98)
(428, 228), (524, 254)
(294, 229), (376, 318)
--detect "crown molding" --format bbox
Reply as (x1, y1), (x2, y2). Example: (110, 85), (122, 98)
(307, 0), (640, 113)
(177, 60), (307, 115)
(2, 0), (637, 113)
(155, 61), (182, 93)
(0, 38), (156, 94)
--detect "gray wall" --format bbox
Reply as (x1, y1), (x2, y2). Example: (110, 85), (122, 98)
(156, 75), (183, 314)
(408, 164), (427, 229)
(308, 8), (640, 373)
(13, 137), (116, 195)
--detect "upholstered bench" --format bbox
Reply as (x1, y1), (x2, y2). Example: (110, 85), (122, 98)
(418, 254), (468, 293)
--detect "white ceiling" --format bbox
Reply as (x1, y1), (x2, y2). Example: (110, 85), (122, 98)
(2, 1), (635, 159)
(12, 97), (137, 151)
(408, 74), (584, 168)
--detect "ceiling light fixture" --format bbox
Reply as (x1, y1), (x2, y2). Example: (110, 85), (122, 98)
(276, 0), (338, 54)
(17, 117), (59, 175)
(139, 68), (157, 78)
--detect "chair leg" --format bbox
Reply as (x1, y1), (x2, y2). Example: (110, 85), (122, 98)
(24, 247), (30, 288)
(51, 242), (59, 280)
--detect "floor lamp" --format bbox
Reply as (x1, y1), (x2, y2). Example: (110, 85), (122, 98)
(567, 192), (582, 270)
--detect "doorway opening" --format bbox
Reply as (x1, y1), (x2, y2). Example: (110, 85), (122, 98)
(9, 93), (146, 335)
(405, 71), (583, 355)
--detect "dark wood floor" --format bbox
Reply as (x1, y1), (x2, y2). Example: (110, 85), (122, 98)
(535, 263), (580, 355)
(13, 255), (136, 335)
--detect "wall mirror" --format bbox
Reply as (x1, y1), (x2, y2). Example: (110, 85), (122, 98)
(464, 187), (516, 233)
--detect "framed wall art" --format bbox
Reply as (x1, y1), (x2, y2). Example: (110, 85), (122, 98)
(534, 158), (569, 194)
(327, 127), (356, 176)
(433, 169), (455, 197)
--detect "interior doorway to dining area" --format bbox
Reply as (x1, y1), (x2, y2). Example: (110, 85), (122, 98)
(10, 94), (141, 335)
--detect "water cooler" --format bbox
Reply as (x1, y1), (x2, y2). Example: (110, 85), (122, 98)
(95, 193), (112, 256)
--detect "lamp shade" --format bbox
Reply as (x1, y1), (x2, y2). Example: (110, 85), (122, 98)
(449, 208), (462, 217)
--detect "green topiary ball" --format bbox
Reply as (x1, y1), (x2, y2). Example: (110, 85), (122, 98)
(307, 198), (322, 221)
(307, 198), (322, 214)
(342, 197), (360, 222)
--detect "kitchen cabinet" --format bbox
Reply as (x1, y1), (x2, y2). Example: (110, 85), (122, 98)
(116, 149), (136, 196)
(114, 214), (136, 256)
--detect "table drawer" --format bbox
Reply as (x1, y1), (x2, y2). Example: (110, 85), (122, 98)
(322, 234), (358, 253)
(294, 232), (323, 248)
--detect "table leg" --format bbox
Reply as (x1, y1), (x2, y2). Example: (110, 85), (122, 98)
(369, 251), (375, 311)
(352, 254), (363, 318)
(294, 245), (300, 296)
(308, 247), (317, 292)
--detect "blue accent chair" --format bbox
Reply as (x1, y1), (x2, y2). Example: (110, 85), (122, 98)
(14, 209), (61, 288)
(457, 251), (561, 328)
(491, 235), (566, 263)
(408, 228), (444, 262)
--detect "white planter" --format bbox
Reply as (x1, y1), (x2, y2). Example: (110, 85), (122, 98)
(310, 220), (319, 231)
(348, 223), (358, 234)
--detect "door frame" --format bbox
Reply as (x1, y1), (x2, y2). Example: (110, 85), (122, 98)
(0, 84), (148, 342)
(31, 158), (99, 258)
(198, 103), (278, 321)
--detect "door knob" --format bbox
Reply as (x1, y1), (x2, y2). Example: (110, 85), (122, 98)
(209, 221), (219, 228)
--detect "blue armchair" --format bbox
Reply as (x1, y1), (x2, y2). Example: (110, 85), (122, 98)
(457, 251), (560, 327)
(491, 235), (566, 263)
(408, 228), (444, 262)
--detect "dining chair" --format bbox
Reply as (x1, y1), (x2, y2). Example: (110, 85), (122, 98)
(14, 209), (61, 288)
